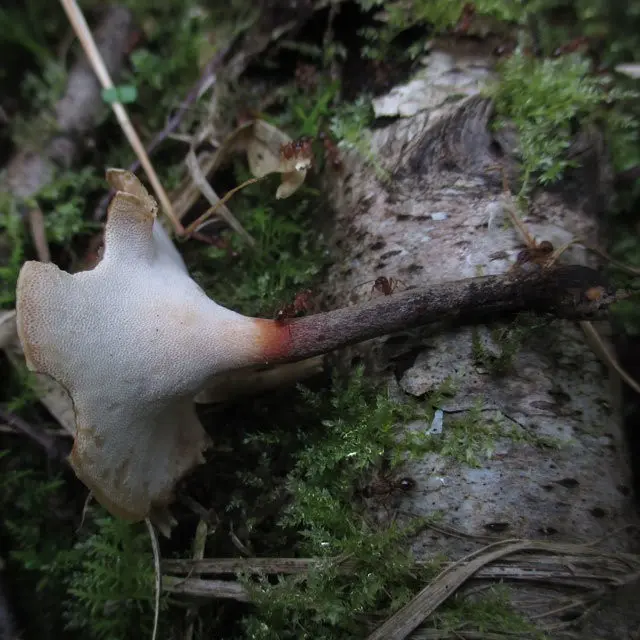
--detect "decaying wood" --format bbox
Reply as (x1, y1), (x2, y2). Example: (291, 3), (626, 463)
(162, 540), (640, 635)
(2, 6), (133, 199)
(162, 575), (250, 601)
(163, 547), (640, 582)
(318, 42), (640, 637)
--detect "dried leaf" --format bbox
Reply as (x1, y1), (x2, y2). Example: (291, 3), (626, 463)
(246, 119), (313, 198)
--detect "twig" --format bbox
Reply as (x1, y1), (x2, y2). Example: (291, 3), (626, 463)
(543, 249), (640, 394)
(163, 557), (329, 576)
(0, 423), (71, 437)
(184, 148), (255, 246)
(184, 520), (209, 640)
(132, 43), (235, 174)
(501, 174), (536, 249)
(26, 208), (51, 263)
(547, 237), (640, 277)
(162, 576), (249, 601)
(0, 407), (68, 461)
(145, 518), (161, 640)
(501, 177), (640, 397)
(580, 320), (640, 395)
(3, 6), (132, 202)
(94, 42), (236, 222)
(58, 0), (183, 234)
(163, 552), (635, 579)
(183, 176), (261, 237)
(365, 540), (532, 640)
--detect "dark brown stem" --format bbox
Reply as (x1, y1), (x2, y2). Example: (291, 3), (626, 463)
(264, 265), (617, 365)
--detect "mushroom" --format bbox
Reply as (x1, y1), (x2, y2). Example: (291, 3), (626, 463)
(16, 169), (287, 530)
(15, 169), (614, 531)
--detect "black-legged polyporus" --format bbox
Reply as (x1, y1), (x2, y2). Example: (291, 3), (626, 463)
(16, 170), (286, 529)
(15, 170), (615, 531)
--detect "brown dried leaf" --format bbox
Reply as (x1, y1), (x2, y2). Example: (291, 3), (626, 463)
(246, 119), (313, 198)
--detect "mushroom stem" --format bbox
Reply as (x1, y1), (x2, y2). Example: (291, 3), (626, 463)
(257, 265), (615, 365)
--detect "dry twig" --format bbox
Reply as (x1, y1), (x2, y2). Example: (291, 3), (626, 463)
(184, 149), (255, 245)
(501, 178), (640, 395)
(26, 208), (51, 263)
(184, 520), (209, 640)
(145, 518), (161, 640)
(0, 407), (68, 461)
(58, 0), (182, 233)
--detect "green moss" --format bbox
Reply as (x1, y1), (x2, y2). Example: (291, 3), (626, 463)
(63, 515), (164, 640)
(35, 167), (104, 245)
(1, 453), (162, 640)
(330, 96), (389, 182)
(277, 77), (341, 139)
(238, 368), (437, 639)
(356, 0), (535, 61)
(431, 586), (548, 638)
(471, 314), (548, 376)
(491, 52), (611, 191)
(0, 195), (25, 308)
(188, 174), (328, 317)
(235, 370), (556, 637)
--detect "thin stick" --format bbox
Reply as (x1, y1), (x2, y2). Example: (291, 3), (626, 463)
(366, 540), (534, 640)
(184, 149), (256, 245)
(541, 240), (640, 393)
(184, 177), (261, 236)
(162, 575), (250, 601)
(497, 175), (640, 397)
(27, 208), (51, 263)
(58, 0), (184, 234)
(94, 43), (236, 223)
(501, 169), (536, 248)
(130, 43), (235, 174)
(0, 423), (71, 437)
(0, 407), (68, 460)
(547, 237), (640, 277)
(184, 519), (209, 640)
(580, 320), (640, 395)
(145, 518), (161, 640)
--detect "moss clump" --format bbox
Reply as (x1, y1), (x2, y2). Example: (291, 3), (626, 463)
(188, 175), (328, 318)
(0, 447), (162, 640)
(471, 313), (548, 376)
(0, 196), (25, 308)
(238, 368), (435, 638)
(491, 52), (614, 190)
(431, 586), (548, 639)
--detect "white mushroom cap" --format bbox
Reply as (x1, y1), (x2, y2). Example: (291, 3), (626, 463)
(16, 170), (275, 527)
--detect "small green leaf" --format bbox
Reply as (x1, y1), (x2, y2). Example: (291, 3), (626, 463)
(101, 84), (138, 105)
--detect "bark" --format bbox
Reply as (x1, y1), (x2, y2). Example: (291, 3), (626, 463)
(320, 42), (640, 638)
